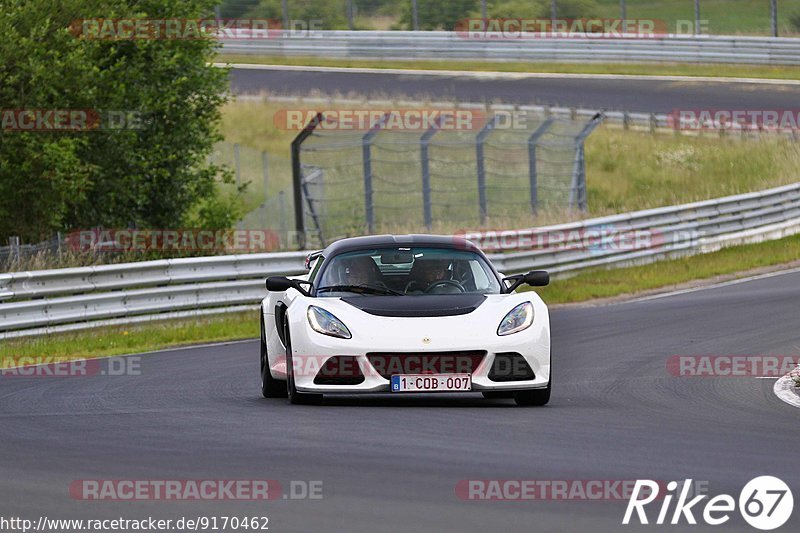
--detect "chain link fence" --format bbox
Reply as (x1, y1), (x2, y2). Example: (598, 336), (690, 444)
(294, 111), (603, 244)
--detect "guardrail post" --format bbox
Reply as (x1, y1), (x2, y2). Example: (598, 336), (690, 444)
(411, 0), (419, 31)
(570, 113), (604, 212)
(476, 115), (499, 225)
(420, 116), (445, 231)
(362, 113), (393, 234)
(291, 112), (324, 248)
(527, 118), (554, 215)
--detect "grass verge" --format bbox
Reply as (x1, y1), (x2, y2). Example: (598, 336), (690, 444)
(4, 232), (800, 363)
(0, 312), (258, 367)
(531, 233), (800, 303)
(219, 54), (800, 81)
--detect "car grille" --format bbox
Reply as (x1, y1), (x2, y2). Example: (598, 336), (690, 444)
(365, 351), (486, 379)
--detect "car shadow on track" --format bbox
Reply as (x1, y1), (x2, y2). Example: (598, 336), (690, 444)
(254, 393), (548, 408)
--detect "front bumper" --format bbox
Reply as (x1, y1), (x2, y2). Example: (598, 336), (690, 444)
(271, 318), (550, 394)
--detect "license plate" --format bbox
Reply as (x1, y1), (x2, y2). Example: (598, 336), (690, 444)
(390, 374), (471, 392)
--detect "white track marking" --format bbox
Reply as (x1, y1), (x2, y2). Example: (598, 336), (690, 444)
(630, 266), (800, 304)
(774, 367), (800, 409)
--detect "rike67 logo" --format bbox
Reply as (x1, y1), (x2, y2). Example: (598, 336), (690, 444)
(623, 476), (793, 530)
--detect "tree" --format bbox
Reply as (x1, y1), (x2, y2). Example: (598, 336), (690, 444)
(243, 0), (349, 29)
(0, 0), (232, 242)
(399, 0), (479, 30)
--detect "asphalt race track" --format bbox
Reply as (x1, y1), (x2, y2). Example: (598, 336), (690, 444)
(229, 67), (800, 113)
(1, 270), (798, 532)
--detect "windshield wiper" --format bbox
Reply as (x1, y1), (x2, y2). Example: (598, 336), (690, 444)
(317, 284), (403, 296)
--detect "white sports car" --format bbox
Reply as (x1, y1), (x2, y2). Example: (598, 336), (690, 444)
(259, 235), (551, 406)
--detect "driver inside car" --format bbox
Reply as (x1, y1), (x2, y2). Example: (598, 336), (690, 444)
(344, 256), (380, 286)
(405, 259), (453, 293)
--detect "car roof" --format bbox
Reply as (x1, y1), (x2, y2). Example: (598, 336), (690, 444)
(320, 234), (481, 258)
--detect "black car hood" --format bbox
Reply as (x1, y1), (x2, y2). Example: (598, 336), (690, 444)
(340, 294), (486, 317)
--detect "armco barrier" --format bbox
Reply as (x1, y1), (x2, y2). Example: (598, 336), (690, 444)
(1, 183), (800, 338)
(219, 31), (800, 66)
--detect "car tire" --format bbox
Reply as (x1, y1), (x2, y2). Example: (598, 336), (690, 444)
(260, 311), (287, 398)
(283, 322), (322, 405)
(514, 380), (551, 406)
(481, 391), (515, 399)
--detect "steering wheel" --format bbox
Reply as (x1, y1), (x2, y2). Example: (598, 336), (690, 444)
(425, 280), (465, 294)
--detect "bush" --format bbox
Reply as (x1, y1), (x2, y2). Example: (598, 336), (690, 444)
(0, 0), (230, 242)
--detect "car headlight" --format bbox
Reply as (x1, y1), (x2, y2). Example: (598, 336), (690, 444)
(307, 306), (352, 339)
(497, 302), (534, 336)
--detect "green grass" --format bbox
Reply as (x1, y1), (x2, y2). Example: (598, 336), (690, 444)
(594, 0), (799, 37)
(531, 232), (800, 304)
(0, 312), (258, 366)
(5, 232), (800, 363)
(218, 55), (800, 81)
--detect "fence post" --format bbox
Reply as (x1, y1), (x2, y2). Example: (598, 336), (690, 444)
(420, 117), (444, 231)
(620, 0), (626, 23)
(261, 151), (269, 206)
(412, 0), (419, 31)
(694, 0), (701, 35)
(291, 112), (324, 248)
(233, 143), (241, 187)
(347, 0), (354, 30)
(569, 113), (604, 211)
(476, 115), (498, 226)
(771, 0), (778, 37)
(281, 0), (289, 29)
(527, 118), (554, 215)
(279, 191), (287, 236)
(362, 113), (393, 234)
(8, 236), (20, 263)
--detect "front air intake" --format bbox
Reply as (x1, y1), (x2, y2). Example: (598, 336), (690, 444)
(313, 356), (365, 385)
(488, 353), (535, 382)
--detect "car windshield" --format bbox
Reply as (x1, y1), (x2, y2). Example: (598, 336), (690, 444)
(316, 247), (502, 296)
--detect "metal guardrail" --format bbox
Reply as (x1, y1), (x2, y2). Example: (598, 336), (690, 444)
(220, 31), (800, 66)
(2, 183), (800, 338)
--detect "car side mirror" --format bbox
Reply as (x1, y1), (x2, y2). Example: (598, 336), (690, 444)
(524, 270), (549, 287)
(266, 276), (310, 296)
(503, 270), (549, 293)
